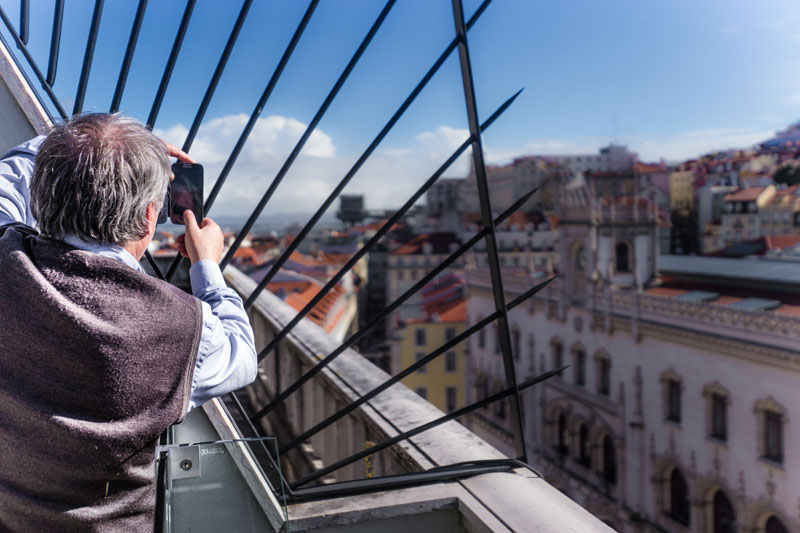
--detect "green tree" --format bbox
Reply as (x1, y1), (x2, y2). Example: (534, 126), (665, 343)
(773, 162), (800, 186)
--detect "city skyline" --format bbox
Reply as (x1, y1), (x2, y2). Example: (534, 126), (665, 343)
(6, 0), (800, 215)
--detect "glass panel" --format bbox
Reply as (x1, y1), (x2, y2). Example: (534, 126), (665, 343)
(157, 437), (288, 533)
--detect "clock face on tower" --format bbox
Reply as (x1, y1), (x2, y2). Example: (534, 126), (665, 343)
(575, 245), (587, 273)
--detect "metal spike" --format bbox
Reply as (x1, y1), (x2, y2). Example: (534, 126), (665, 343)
(73, 0), (105, 115)
(291, 366), (566, 489)
(109, 0), (147, 113)
(163, 0), (321, 282)
(146, 0), (197, 128)
(249, 180), (535, 421)
(46, 0), (64, 86)
(217, 0), (397, 272)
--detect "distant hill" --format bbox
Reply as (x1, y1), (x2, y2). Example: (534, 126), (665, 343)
(159, 211), (340, 234)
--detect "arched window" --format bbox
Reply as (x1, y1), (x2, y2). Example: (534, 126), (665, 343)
(557, 413), (568, 456)
(578, 423), (591, 467)
(669, 468), (690, 525)
(602, 435), (617, 485)
(712, 490), (736, 533)
(765, 516), (789, 533)
(615, 242), (630, 273)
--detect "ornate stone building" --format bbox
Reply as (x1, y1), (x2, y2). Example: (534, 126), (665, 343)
(465, 172), (799, 532)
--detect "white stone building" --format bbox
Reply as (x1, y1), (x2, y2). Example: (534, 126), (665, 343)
(546, 143), (638, 175)
(459, 156), (562, 214)
(425, 177), (465, 233)
(465, 173), (800, 532)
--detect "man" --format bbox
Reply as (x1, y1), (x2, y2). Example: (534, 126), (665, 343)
(0, 113), (257, 530)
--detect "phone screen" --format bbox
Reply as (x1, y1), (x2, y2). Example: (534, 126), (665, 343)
(169, 162), (203, 225)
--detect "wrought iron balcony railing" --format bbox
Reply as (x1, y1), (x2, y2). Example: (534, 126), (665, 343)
(0, 0), (567, 512)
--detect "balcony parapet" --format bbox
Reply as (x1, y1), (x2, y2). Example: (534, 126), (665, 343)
(224, 266), (612, 531)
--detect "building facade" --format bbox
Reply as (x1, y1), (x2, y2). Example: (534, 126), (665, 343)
(398, 298), (467, 413)
(721, 186), (776, 245)
(759, 185), (800, 237)
(465, 172), (800, 532)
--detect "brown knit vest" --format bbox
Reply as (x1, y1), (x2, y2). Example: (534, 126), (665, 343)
(0, 223), (202, 532)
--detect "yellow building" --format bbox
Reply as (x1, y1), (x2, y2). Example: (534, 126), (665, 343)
(668, 170), (695, 214)
(721, 185), (776, 244)
(760, 185), (800, 236)
(398, 300), (467, 414)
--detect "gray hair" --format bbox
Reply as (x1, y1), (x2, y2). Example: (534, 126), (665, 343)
(31, 113), (170, 245)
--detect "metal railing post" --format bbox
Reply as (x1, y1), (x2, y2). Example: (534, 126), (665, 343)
(450, 0), (527, 462)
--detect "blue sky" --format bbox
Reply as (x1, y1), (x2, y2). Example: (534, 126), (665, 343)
(3, 0), (800, 215)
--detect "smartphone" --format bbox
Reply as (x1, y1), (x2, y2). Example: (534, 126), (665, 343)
(168, 162), (203, 225)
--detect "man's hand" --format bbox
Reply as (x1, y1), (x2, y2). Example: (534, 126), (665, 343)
(177, 211), (224, 265)
(164, 141), (195, 164)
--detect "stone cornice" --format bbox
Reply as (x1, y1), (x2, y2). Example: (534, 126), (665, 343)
(0, 37), (50, 134)
(466, 271), (800, 370)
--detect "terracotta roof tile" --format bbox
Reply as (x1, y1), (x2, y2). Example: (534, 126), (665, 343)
(438, 300), (466, 322)
(390, 232), (460, 255)
(644, 287), (689, 298)
(712, 296), (743, 306)
(724, 187), (768, 202)
(765, 234), (800, 250)
(775, 305), (800, 316)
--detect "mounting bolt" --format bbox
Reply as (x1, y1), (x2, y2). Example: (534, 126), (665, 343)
(180, 459), (193, 471)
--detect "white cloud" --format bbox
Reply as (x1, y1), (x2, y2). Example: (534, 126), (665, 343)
(154, 114), (338, 216)
(155, 115), (479, 215)
(156, 113), (779, 217)
(786, 91), (800, 105)
(633, 127), (774, 161)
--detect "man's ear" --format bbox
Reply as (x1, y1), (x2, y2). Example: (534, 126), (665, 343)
(145, 202), (159, 235)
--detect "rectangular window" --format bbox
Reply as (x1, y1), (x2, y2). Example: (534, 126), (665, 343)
(553, 343), (563, 379)
(574, 350), (585, 386)
(415, 352), (427, 374)
(445, 327), (456, 342)
(494, 396), (506, 419)
(416, 387), (427, 400)
(478, 376), (488, 409)
(598, 358), (611, 396)
(764, 411), (783, 463)
(667, 380), (681, 423)
(445, 351), (457, 373)
(710, 394), (727, 441)
(415, 328), (426, 346)
(446, 387), (457, 412)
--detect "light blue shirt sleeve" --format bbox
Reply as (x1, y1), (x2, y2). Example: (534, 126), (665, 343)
(189, 260), (257, 409)
(0, 135), (45, 227)
(0, 137), (257, 410)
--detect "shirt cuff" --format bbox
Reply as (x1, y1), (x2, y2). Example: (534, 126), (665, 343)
(189, 260), (226, 295)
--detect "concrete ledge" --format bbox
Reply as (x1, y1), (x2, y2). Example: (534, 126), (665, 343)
(224, 266), (612, 531)
(0, 35), (50, 152)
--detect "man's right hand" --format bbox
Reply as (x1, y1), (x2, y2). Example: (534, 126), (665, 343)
(178, 210), (224, 265)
